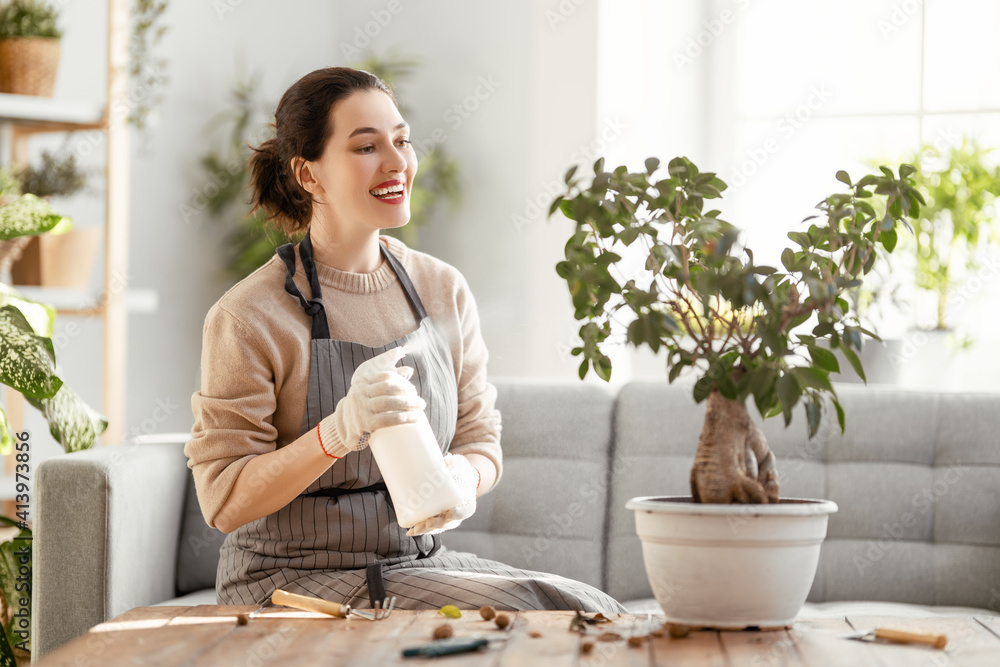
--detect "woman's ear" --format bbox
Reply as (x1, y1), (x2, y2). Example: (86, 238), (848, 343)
(290, 156), (322, 196)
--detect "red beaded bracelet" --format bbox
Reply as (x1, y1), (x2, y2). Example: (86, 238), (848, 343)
(316, 423), (341, 459)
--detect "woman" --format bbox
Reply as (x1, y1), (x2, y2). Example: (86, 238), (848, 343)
(185, 67), (625, 613)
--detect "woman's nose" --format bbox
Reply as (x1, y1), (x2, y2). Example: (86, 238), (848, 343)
(383, 144), (409, 173)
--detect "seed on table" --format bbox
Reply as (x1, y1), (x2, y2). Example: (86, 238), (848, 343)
(628, 636), (644, 648)
(528, 631), (543, 638)
(236, 613), (249, 626)
(581, 641), (595, 654)
(433, 624), (454, 639)
(495, 613), (511, 629)
(480, 605), (496, 621)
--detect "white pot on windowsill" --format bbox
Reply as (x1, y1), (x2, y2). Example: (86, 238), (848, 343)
(626, 496), (838, 630)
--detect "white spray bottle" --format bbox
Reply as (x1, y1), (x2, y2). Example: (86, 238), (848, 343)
(367, 346), (463, 528)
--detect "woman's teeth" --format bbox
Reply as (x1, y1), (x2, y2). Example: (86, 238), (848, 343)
(370, 183), (405, 199)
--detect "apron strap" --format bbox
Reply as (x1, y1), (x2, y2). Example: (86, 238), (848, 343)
(379, 242), (428, 320)
(277, 232), (331, 340)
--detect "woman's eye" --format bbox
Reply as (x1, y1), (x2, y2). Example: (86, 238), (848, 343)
(358, 145), (374, 154)
(397, 138), (412, 147)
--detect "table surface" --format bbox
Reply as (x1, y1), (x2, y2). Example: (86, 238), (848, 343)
(37, 605), (1000, 666)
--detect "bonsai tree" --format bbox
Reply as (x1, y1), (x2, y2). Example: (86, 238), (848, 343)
(552, 156), (923, 504)
(903, 138), (1000, 331)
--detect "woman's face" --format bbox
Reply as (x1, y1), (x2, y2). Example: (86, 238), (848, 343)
(298, 89), (417, 234)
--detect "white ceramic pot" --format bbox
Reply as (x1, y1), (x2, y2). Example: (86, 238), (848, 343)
(626, 496), (838, 630)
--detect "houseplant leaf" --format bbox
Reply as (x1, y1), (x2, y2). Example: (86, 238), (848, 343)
(0, 406), (12, 457)
(0, 193), (69, 240)
(0, 305), (62, 399)
(0, 283), (55, 338)
(0, 516), (30, 657)
(27, 385), (109, 453)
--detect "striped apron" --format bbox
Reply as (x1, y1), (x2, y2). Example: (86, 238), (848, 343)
(216, 232), (625, 613)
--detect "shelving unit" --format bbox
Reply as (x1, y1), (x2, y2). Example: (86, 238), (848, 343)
(0, 0), (134, 479)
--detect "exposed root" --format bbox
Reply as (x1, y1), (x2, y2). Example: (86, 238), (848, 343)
(690, 391), (780, 504)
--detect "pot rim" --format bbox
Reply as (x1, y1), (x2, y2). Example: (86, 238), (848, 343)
(626, 495), (838, 516)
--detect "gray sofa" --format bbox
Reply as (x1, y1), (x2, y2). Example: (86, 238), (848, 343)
(32, 379), (1000, 657)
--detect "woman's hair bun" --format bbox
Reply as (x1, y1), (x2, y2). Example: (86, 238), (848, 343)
(246, 67), (396, 236)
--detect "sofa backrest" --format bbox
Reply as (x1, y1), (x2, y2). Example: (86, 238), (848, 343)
(176, 379), (1000, 609)
(602, 381), (1000, 608)
(444, 379), (616, 591)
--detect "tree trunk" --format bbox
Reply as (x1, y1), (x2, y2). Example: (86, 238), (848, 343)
(690, 391), (780, 504)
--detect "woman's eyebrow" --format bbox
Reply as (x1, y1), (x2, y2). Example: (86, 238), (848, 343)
(347, 121), (408, 139)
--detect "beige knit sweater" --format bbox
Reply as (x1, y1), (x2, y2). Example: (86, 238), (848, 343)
(185, 235), (503, 528)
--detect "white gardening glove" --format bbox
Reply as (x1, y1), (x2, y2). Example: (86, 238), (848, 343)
(406, 453), (479, 536)
(317, 347), (425, 457)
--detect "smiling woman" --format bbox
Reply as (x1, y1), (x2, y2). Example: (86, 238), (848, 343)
(184, 66), (626, 614)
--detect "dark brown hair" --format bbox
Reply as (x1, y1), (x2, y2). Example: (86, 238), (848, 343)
(247, 67), (396, 235)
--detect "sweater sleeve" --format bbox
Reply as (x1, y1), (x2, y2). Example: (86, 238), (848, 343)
(184, 304), (280, 528)
(447, 273), (503, 485)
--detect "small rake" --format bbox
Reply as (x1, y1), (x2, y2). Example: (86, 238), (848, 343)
(271, 588), (397, 621)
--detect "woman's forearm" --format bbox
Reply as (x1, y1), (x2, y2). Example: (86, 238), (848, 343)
(214, 428), (335, 533)
(464, 452), (498, 497)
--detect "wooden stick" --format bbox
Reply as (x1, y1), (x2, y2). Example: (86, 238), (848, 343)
(271, 589), (349, 618)
(875, 627), (948, 649)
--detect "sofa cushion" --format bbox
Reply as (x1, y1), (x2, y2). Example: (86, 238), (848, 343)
(176, 474), (226, 595)
(445, 378), (616, 591)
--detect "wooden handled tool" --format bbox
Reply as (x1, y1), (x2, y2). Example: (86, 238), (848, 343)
(271, 589), (351, 618)
(871, 627), (948, 649)
(844, 627), (948, 649)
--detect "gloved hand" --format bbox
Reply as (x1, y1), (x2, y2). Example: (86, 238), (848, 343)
(406, 453), (479, 536)
(317, 346), (425, 458)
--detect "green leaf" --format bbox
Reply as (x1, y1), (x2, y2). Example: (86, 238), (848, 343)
(564, 164), (579, 185)
(805, 400), (821, 439)
(644, 157), (660, 175)
(840, 345), (866, 383)
(593, 157), (605, 175)
(807, 345), (840, 373)
(0, 406), (12, 457)
(0, 193), (71, 240)
(836, 170), (852, 186)
(693, 375), (714, 403)
(0, 305), (62, 399)
(880, 227), (898, 252)
(790, 366), (833, 392)
(578, 359), (589, 381)
(438, 605), (462, 618)
(594, 354), (613, 382)
(898, 163), (916, 179)
(0, 522), (31, 657)
(781, 248), (795, 271)
(833, 397), (846, 433)
(0, 283), (56, 337)
(776, 372), (801, 427)
(26, 385), (108, 453)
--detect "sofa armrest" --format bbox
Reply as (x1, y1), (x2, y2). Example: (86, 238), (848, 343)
(32, 441), (189, 657)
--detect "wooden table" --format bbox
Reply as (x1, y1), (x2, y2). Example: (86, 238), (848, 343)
(36, 605), (1000, 666)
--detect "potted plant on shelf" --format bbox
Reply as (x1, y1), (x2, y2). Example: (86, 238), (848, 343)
(5, 148), (100, 289)
(551, 156), (922, 629)
(0, 0), (62, 97)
